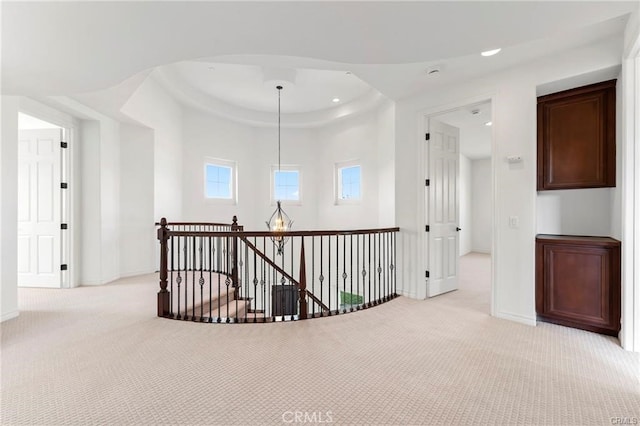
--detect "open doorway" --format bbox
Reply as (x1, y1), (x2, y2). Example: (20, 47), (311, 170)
(424, 100), (493, 313)
(17, 113), (69, 288)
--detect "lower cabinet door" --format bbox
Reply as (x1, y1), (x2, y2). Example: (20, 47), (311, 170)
(536, 235), (620, 336)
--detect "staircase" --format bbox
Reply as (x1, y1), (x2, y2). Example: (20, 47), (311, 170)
(171, 272), (265, 322)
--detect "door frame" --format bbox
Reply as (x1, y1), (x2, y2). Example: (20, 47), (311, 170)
(621, 30), (640, 351)
(19, 98), (78, 289)
(417, 93), (496, 315)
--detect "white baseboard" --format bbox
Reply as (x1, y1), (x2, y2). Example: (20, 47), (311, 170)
(18, 282), (60, 289)
(495, 310), (536, 326)
(470, 248), (491, 254)
(119, 269), (156, 278)
(398, 289), (417, 299)
(82, 270), (156, 286)
(81, 279), (103, 286)
(1, 310), (19, 322)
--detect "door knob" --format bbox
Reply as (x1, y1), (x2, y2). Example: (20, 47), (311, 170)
(456, 227), (461, 231)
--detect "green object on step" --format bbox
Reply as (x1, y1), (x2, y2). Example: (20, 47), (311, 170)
(340, 291), (363, 305)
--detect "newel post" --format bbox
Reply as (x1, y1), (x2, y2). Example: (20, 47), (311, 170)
(231, 215), (239, 299)
(298, 238), (308, 319)
(157, 218), (170, 317)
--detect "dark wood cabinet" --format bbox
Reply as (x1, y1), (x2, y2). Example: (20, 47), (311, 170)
(537, 80), (616, 190)
(536, 234), (620, 336)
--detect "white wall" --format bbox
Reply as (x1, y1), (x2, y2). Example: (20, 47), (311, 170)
(181, 107), (319, 230)
(250, 126), (320, 230)
(394, 36), (623, 323)
(316, 109), (382, 230)
(119, 124), (155, 276)
(471, 158), (492, 253)
(377, 100), (396, 227)
(1, 96), (19, 321)
(181, 102), (393, 232)
(121, 76), (183, 223)
(78, 117), (121, 285)
(100, 120), (121, 283)
(459, 154), (472, 255)
(79, 120), (102, 285)
(537, 188), (612, 236)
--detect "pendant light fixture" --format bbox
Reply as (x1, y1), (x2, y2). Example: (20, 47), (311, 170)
(266, 85), (293, 255)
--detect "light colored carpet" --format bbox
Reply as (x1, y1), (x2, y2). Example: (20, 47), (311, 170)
(1, 253), (639, 425)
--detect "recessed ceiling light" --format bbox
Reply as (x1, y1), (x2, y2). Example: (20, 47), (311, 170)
(485, 121), (493, 126)
(481, 48), (501, 57)
(332, 98), (340, 103)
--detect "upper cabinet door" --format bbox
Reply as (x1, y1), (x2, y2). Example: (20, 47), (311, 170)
(537, 79), (616, 191)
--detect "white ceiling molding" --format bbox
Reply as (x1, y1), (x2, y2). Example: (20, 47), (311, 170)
(152, 67), (387, 128)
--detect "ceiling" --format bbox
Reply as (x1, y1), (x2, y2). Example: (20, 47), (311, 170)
(2, 2), (636, 93)
(2, 1), (637, 132)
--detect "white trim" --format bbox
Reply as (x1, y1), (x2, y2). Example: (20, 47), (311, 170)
(203, 157), (237, 204)
(416, 93), (497, 313)
(619, 27), (640, 351)
(270, 164), (302, 205)
(335, 160), (362, 204)
(470, 249), (492, 255)
(495, 311), (536, 327)
(398, 290), (417, 299)
(634, 54), (640, 352)
(153, 69), (387, 129)
(119, 269), (156, 279)
(620, 53), (640, 352)
(19, 98), (79, 129)
(1, 311), (19, 322)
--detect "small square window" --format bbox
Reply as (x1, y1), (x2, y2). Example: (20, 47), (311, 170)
(204, 158), (237, 203)
(271, 166), (301, 204)
(336, 162), (361, 203)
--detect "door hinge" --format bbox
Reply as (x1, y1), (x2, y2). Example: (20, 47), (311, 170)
(61, 223), (68, 230)
(425, 270), (430, 278)
(425, 133), (430, 141)
(61, 264), (68, 271)
(61, 142), (68, 149)
(425, 225), (430, 232)
(425, 179), (430, 186)
(61, 182), (68, 189)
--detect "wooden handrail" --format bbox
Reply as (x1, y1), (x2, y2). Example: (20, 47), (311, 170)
(155, 221), (234, 227)
(157, 217), (395, 321)
(166, 227), (399, 238)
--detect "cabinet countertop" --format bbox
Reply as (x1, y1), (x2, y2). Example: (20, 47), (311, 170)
(536, 234), (620, 245)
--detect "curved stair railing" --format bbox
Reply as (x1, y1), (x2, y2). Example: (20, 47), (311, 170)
(156, 217), (399, 323)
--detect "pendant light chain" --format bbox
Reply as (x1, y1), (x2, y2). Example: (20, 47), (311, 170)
(277, 85), (282, 173)
(267, 84), (292, 255)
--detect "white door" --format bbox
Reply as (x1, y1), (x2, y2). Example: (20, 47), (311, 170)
(425, 118), (460, 297)
(17, 128), (63, 288)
